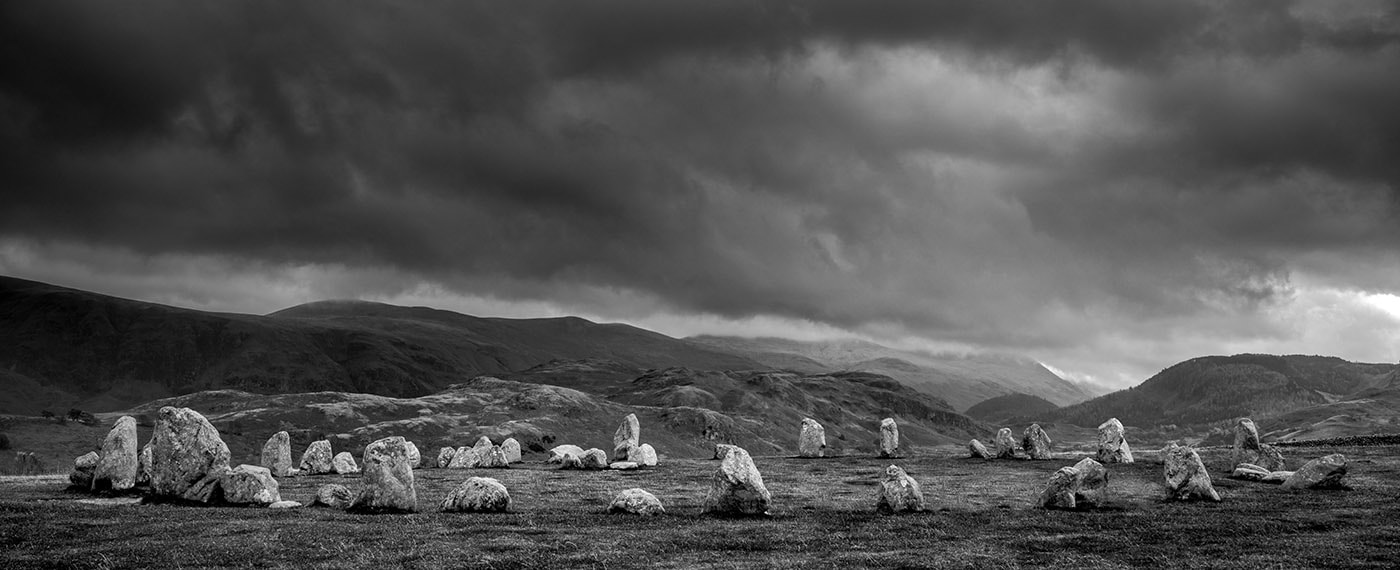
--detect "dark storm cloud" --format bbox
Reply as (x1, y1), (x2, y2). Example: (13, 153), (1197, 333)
(2, 0), (1399, 365)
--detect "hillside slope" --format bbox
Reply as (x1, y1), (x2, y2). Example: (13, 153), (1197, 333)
(965, 393), (1060, 425)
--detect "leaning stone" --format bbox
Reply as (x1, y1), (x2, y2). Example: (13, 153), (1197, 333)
(994, 428), (1018, 459)
(1262, 471), (1294, 484)
(701, 445), (772, 516)
(1038, 466), (1080, 509)
(1232, 464), (1271, 482)
(609, 488), (664, 516)
(501, 438), (523, 463)
(440, 477), (511, 513)
(968, 439), (992, 460)
(1163, 443), (1221, 501)
(878, 418), (900, 458)
(69, 451), (99, 489)
(799, 418), (826, 458)
(93, 415), (139, 491)
(350, 436), (418, 512)
(268, 500), (302, 509)
(333, 452), (360, 475)
(299, 440), (335, 475)
(633, 443), (658, 467)
(1282, 454), (1348, 490)
(1022, 424), (1053, 460)
(1231, 418), (1262, 469)
(221, 464), (282, 506)
(609, 461), (641, 470)
(1095, 418), (1134, 464)
(261, 431), (294, 477)
(312, 483), (354, 509)
(436, 447), (456, 468)
(150, 406), (232, 503)
(405, 441), (422, 468)
(614, 413), (641, 462)
(875, 465), (926, 513)
(547, 445), (585, 464)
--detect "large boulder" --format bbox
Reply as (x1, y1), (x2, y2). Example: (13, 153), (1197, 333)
(299, 440), (335, 475)
(136, 442), (152, 486)
(968, 439), (992, 460)
(993, 428), (1018, 459)
(450, 445), (510, 469)
(547, 445), (585, 464)
(701, 445), (771, 516)
(633, 443), (658, 467)
(312, 483), (354, 509)
(149, 406), (232, 503)
(405, 441), (422, 469)
(1230, 418), (1286, 470)
(1021, 424), (1052, 460)
(609, 488), (665, 516)
(561, 448), (609, 470)
(220, 464), (282, 506)
(261, 431), (293, 477)
(436, 447), (456, 468)
(1095, 418), (1133, 464)
(878, 418), (900, 458)
(798, 418), (826, 458)
(875, 465), (926, 513)
(500, 438), (523, 463)
(1038, 466), (1080, 509)
(92, 415), (139, 491)
(440, 477), (511, 512)
(350, 436), (418, 512)
(69, 451), (99, 489)
(1282, 454), (1348, 490)
(1163, 444), (1221, 501)
(333, 452), (360, 475)
(613, 413), (641, 462)
(1037, 458), (1110, 509)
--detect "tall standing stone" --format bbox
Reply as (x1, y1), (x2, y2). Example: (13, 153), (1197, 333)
(137, 442), (152, 486)
(92, 415), (139, 491)
(1095, 418), (1134, 464)
(1282, 454), (1348, 490)
(614, 413), (641, 462)
(994, 428), (1018, 459)
(798, 418), (826, 458)
(150, 406), (232, 503)
(701, 445), (772, 516)
(299, 440), (334, 475)
(1231, 418), (1263, 469)
(1163, 443), (1221, 502)
(878, 418), (900, 458)
(350, 436), (417, 512)
(968, 439), (992, 460)
(261, 431), (293, 477)
(875, 465), (926, 513)
(405, 441), (422, 468)
(1022, 424), (1052, 460)
(501, 438), (523, 463)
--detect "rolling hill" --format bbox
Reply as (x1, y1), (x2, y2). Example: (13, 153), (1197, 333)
(965, 393), (1060, 425)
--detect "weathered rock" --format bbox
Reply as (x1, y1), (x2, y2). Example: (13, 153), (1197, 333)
(446, 446), (475, 469)
(136, 442), (152, 486)
(350, 436), (417, 512)
(1095, 418), (1134, 464)
(1021, 424), (1052, 460)
(1282, 454), (1348, 490)
(878, 418), (900, 458)
(1038, 466), (1081, 509)
(1163, 444), (1221, 501)
(875, 465), (926, 513)
(576, 448), (608, 470)
(547, 445), (585, 464)
(312, 483), (354, 509)
(1231, 418), (1262, 469)
(69, 451), (99, 488)
(1232, 463), (1271, 482)
(1262, 471), (1294, 484)
(480, 446), (511, 468)
(473, 436), (494, 450)
(333, 452), (360, 475)
(613, 413), (641, 462)
(501, 438), (522, 463)
(968, 439), (992, 460)
(609, 461), (641, 470)
(440, 477), (511, 512)
(558, 452), (584, 470)
(220, 464), (282, 506)
(798, 418), (826, 458)
(149, 406), (232, 503)
(268, 500), (302, 509)
(609, 488), (664, 516)
(405, 441), (422, 468)
(436, 447), (456, 468)
(633, 443), (658, 467)
(994, 428), (1018, 459)
(92, 415), (139, 491)
(701, 445), (771, 516)
(1256, 444), (1286, 471)
(298, 440), (335, 475)
(1072, 458), (1109, 507)
(713, 443), (738, 460)
(261, 431), (294, 477)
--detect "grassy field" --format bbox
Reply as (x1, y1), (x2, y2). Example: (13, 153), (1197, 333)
(2, 445), (1398, 569)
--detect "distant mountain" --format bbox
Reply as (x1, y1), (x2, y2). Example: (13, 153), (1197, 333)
(1036, 354), (1399, 429)
(687, 335), (1101, 411)
(0, 276), (761, 414)
(965, 393), (1060, 425)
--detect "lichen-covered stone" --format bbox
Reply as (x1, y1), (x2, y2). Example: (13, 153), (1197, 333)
(93, 415), (139, 491)
(436, 447), (456, 468)
(969, 439), (992, 460)
(312, 483), (354, 509)
(298, 440), (334, 475)
(994, 428), (1018, 459)
(440, 477), (511, 512)
(501, 438), (523, 463)
(149, 407), (232, 503)
(1038, 466), (1080, 509)
(633, 443), (658, 467)
(560, 448), (608, 470)
(614, 413), (641, 462)
(1163, 443), (1221, 501)
(405, 441), (422, 468)
(547, 445), (585, 464)
(261, 431), (293, 477)
(609, 488), (664, 516)
(69, 451), (99, 489)
(350, 436), (417, 512)
(1262, 470), (1293, 484)
(1282, 454), (1348, 490)
(1071, 458), (1109, 507)
(1021, 424), (1052, 460)
(1095, 418), (1134, 464)
(875, 465), (926, 513)
(136, 443), (152, 486)
(701, 445), (771, 516)
(1231, 418), (1261, 469)
(878, 418), (900, 458)
(1232, 463), (1271, 482)
(221, 464), (281, 506)
(333, 451), (360, 475)
(799, 418), (826, 458)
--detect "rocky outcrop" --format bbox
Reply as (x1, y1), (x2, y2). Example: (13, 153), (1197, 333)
(968, 439), (992, 460)
(501, 438), (522, 463)
(701, 445), (771, 516)
(875, 465), (926, 513)
(1021, 424), (1052, 460)
(1163, 443), (1221, 502)
(1282, 454), (1348, 490)
(333, 452), (360, 475)
(609, 488), (665, 516)
(299, 440), (335, 475)
(547, 445), (585, 464)
(92, 415), (139, 491)
(799, 418), (826, 458)
(440, 477), (511, 512)
(878, 418), (900, 458)
(614, 413), (641, 462)
(994, 428), (1017, 459)
(312, 483), (355, 509)
(1095, 418), (1133, 464)
(69, 451), (99, 489)
(220, 464), (281, 506)
(350, 436), (417, 512)
(261, 432), (293, 477)
(149, 407), (231, 503)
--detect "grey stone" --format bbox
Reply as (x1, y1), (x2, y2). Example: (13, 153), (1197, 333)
(268, 500), (302, 509)
(1262, 471), (1294, 484)
(150, 407), (232, 503)
(994, 428), (1018, 459)
(136, 442), (152, 486)
(878, 418), (900, 458)
(1095, 418), (1134, 464)
(299, 440), (334, 475)
(547, 445), (585, 464)
(1163, 443), (1221, 501)
(1037, 458), (1110, 509)
(69, 451), (99, 489)
(609, 488), (664, 516)
(1038, 466), (1080, 509)
(1022, 424), (1052, 460)
(405, 441), (421, 468)
(221, 464), (282, 506)
(333, 451), (360, 475)
(968, 439), (992, 460)
(701, 445), (771, 516)
(799, 418), (826, 458)
(436, 447), (456, 468)
(473, 436), (493, 450)
(609, 461), (641, 470)
(614, 413), (641, 462)
(312, 483), (354, 509)
(261, 431), (293, 477)
(93, 416), (139, 491)
(1282, 454), (1348, 490)
(875, 465), (926, 513)
(1232, 463), (1271, 481)
(633, 443), (658, 467)
(501, 438), (522, 463)
(351, 436), (418, 512)
(440, 477), (511, 512)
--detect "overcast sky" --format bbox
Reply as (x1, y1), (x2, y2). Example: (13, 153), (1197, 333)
(3, 1), (1399, 388)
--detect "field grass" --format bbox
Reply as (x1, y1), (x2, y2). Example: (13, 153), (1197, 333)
(3, 445), (1399, 569)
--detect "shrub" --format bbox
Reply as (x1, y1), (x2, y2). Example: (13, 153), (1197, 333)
(0, 433), (11, 450)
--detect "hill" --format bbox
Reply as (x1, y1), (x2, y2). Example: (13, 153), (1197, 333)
(965, 393), (1060, 425)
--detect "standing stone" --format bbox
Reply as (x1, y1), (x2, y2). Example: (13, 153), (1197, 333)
(609, 488), (665, 516)
(1072, 458), (1109, 507)
(501, 438), (523, 463)
(1038, 466), (1081, 509)
(968, 439), (992, 460)
(436, 447), (456, 468)
(1163, 443), (1221, 501)
(633, 443), (658, 467)
(547, 445), (585, 464)
(875, 465), (926, 513)
(878, 418), (900, 458)
(440, 477), (511, 512)
(92, 415), (139, 491)
(1256, 444), (1286, 471)
(1282, 454), (1348, 490)
(579, 448), (609, 470)
(333, 452), (360, 475)
(479, 446), (511, 468)
(299, 440), (335, 475)
(150, 406), (232, 503)
(350, 436), (417, 512)
(69, 451), (99, 489)
(447, 446), (478, 469)
(994, 428), (1018, 459)
(1095, 418), (1134, 464)
(405, 441), (422, 468)
(261, 431), (293, 477)
(1232, 418), (1262, 469)
(137, 442), (152, 486)
(473, 436), (494, 450)
(713, 443), (738, 460)
(220, 464), (282, 506)
(614, 413), (641, 462)
(798, 418), (826, 458)
(1021, 424), (1052, 460)
(702, 445), (772, 516)
(312, 483), (355, 509)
